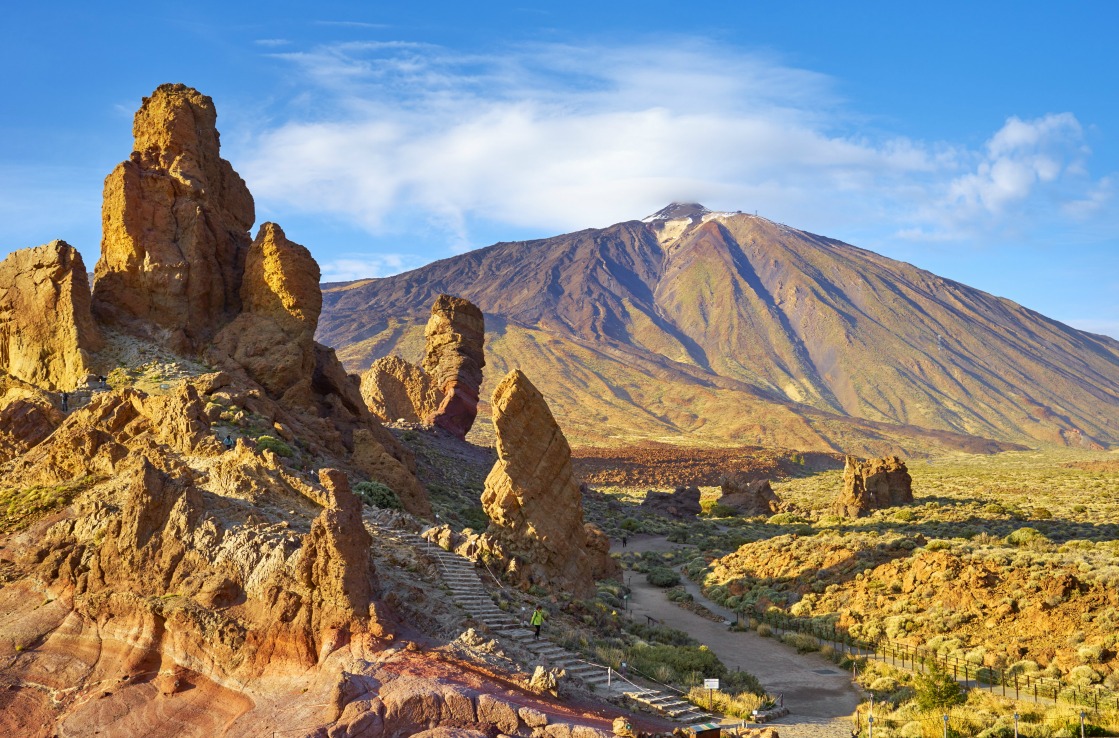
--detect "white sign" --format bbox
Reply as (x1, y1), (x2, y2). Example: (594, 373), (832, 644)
(704, 678), (720, 690)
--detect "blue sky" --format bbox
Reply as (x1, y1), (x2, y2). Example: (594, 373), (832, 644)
(2, 1), (1117, 337)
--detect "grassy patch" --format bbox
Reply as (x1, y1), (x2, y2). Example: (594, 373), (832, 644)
(0, 476), (99, 532)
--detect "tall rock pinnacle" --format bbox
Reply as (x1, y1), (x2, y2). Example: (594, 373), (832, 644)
(92, 83), (255, 353)
(481, 369), (618, 597)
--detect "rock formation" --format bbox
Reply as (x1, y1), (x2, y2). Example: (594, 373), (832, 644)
(0, 240), (102, 390)
(360, 294), (485, 440)
(480, 369), (619, 598)
(361, 354), (439, 423)
(423, 295), (485, 439)
(718, 473), (782, 517)
(212, 222), (319, 403)
(0, 375), (63, 465)
(93, 83), (254, 352)
(640, 486), (701, 518)
(832, 455), (913, 517)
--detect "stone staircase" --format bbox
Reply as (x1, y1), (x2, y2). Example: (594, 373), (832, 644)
(368, 517), (718, 724)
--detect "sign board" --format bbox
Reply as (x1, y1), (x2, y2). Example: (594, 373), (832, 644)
(703, 678), (720, 689)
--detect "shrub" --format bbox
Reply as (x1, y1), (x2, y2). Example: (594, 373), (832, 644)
(757, 624), (773, 638)
(620, 517), (641, 532)
(707, 503), (738, 518)
(914, 663), (965, 711)
(647, 567), (681, 588)
(353, 481), (402, 510)
(1005, 526), (1046, 546)
(255, 435), (294, 458)
(767, 512), (808, 526)
(781, 632), (819, 653)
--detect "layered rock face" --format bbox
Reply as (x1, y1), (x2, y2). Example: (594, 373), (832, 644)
(480, 370), (618, 598)
(0, 240), (102, 390)
(423, 295), (485, 438)
(93, 83), (254, 352)
(360, 294), (485, 440)
(718, 474), (782, 517)
(832, 455), (913, 517)
(640, 486), (701, 518)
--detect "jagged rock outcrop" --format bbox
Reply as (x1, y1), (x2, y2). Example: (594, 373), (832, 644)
(832, 455), (913, 517)
(212, 222), (319, 403)
(423, 295), (485, 439)
(360, 294), (485, 440)
(93, 83), (254, 352)
(360, 354), (439, 423)
(0, 240), (102, 390)
(0, 375), (64, 464)
(480, 370), (619, 598)
(640, 486), (701, 518)
(718, 473), (782, 517)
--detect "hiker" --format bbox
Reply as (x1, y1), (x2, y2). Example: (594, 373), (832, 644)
(621, 535), (627, 549)
(223, 435), (234, 451)
(531, 605), (546, 639)
(61, 392), (69, 412)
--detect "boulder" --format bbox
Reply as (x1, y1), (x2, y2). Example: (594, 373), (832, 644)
(93, 83), (254, 352)
(360, 354), (439, 424)
(481, 370), (618, 598)
(640, 486), (701, 518)
(422, 295), (485, 439)
(718, 473), (782, 517)
(832, 455), (913, 517)
(0, 240), (102, 390)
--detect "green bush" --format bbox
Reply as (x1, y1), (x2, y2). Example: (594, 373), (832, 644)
(1005, 526), (1047, 546)
(354, 481), (402, 510)
(914, 663), (965, 711)
(706, 503), (739, 518)
(620, 517), (641, 532)
(255, 435), (294, 458)
(647, 567), (682, 588)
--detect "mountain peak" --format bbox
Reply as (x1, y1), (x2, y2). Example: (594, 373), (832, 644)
(641, 202), (712, 222)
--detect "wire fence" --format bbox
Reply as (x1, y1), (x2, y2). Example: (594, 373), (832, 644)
(750, 607), (1119, 712)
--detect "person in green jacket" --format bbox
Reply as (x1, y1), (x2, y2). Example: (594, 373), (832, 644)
(531, 605), (546, 639)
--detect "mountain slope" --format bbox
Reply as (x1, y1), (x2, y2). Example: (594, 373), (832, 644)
(319, 204), (1119, 453)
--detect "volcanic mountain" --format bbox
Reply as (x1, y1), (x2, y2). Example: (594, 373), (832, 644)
(319, 204), (1119, 454)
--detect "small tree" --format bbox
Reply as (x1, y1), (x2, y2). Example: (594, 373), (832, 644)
(915, 663), (965, 711)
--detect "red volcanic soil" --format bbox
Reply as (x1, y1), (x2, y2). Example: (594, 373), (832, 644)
(571, 442), (842, 487)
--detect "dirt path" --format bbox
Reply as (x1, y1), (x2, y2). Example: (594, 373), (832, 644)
(616, 535), (861, 738)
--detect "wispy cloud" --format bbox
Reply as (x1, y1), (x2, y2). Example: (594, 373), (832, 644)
(241, 39), (1112, 255)
(319, 254), (425, 283)
(254, 38), (290, 47)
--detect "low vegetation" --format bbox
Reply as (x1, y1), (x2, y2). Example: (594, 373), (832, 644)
(0, 476), (99, 533)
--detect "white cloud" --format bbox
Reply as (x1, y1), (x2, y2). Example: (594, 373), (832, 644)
(239, 40), (1111, 253)
(946, 113), (1085, 216)
(319, 254), (425, 283)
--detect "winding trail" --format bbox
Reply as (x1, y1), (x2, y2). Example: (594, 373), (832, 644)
(615, 535), (861, 738)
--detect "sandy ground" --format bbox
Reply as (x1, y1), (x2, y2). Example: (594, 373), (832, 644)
(614, 534), (862, 738)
